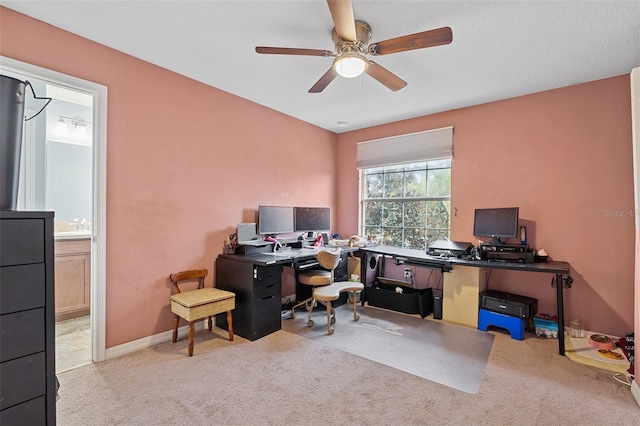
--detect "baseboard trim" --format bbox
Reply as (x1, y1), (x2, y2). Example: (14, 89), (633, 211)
(632, 379), (640, 408)
(105, 322), (205, 360)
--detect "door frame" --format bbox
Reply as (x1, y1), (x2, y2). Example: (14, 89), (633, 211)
(1, 56), (107, 362)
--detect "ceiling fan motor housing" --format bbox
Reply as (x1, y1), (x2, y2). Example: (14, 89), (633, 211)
(332, 20), (371, 53)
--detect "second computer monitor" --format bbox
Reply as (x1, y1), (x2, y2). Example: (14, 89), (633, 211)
(294, 207), (330, 233)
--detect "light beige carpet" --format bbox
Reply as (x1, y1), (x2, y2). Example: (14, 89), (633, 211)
(56, 316), (640, 425)
(282, 304), (494, 394)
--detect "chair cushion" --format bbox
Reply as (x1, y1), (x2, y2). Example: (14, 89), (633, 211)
(298, 270), (332, 286)
(313, 281), (364, 302)
(171, 288), (235, 308)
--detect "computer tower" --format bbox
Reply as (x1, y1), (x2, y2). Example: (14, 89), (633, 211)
(433, 289), (443, 320)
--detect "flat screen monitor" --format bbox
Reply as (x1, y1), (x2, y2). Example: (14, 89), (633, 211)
(257, 205), (294, 235)
(294, 207), (330, 232)
(237, 223), (257, 243)
(473, 207), (519, 243)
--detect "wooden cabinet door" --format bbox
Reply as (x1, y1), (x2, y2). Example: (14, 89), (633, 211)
(54, 239), (91, 321)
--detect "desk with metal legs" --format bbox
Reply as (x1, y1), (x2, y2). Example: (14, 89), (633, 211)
(359, 245), (571, 355)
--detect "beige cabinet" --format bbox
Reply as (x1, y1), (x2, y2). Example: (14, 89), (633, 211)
(442, 266), (487, 327)
(54, 238), (90, 322)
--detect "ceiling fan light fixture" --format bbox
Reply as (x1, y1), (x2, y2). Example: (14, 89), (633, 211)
(333, 53), (367, 78)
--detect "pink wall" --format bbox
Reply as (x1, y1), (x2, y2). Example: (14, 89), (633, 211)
(1, 8), (336, 347)
(336, 76), (635, 336)
(2, 7), (635, 342)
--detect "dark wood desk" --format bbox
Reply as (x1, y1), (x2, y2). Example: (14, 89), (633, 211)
(360, 245), (571, 355)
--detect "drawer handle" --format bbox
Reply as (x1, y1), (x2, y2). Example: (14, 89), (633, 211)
(261, 295), (274, 301)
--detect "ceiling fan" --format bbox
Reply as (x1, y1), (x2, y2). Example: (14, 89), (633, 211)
(255, 0), (452, 93)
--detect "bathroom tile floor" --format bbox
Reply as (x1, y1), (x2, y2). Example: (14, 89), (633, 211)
(56, 315), (92, 373)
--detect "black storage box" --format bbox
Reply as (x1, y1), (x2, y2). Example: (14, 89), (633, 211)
(480, 290), (538, 319)
(366, 281), (433, 318)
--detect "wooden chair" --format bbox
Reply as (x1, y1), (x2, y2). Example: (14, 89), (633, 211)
(169, 269), (235, 356)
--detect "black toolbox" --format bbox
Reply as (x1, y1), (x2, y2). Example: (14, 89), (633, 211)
(480, 290), (538, 319)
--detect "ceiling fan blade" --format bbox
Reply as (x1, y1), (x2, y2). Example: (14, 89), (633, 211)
(309, 67), (339, 93)
(369, 26), (453, 56)
(256, 46), (334, 57)
(327, 0), (357, 41)
(365, 61), (407, 91)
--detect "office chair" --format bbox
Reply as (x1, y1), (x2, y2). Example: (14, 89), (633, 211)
(291, 249), (342, 327)
(169, 269), (235, 357)
(313, 279), (364, 335)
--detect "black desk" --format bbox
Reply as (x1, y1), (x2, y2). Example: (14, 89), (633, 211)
(360, 245), (571, 355)
(221, 246), (359, 268)
(215, 246), (359, 340)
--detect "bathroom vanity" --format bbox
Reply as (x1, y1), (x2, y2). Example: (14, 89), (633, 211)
(54, 233), (91, 322)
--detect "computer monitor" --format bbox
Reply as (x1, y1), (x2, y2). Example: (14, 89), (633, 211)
(237, 223), (258, 243)
(294, 207), (330, 232)
(257, 205), (294, 236)
(473, 207), (519, 243)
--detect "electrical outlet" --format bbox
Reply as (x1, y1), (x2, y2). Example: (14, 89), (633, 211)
(404, 267), (412, 278)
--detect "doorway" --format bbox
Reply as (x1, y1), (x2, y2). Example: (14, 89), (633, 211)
(1, 56), (107, 368)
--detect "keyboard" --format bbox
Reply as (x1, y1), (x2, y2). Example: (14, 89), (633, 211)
(295, 259), (319, 270)
(239, 240), (270, 246)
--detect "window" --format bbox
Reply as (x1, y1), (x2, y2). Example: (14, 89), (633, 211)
(361, 159), (451, 249)
(356, 126), (453, 250)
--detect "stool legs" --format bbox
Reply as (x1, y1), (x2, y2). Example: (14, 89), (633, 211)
(188, 322), (195, 357)
(291, 296), (312, 319)
(172, 314), (180, 343)
(325, 301), (334, 335)
(226, 310), (234, 341)
(351, 291), (360, 321)
(307, 298), (316, 327)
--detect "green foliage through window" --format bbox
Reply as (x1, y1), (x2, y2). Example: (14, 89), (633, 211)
(361, 160), (451, 250)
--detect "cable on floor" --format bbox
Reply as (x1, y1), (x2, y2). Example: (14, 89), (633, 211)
(612, 373), (634, 387)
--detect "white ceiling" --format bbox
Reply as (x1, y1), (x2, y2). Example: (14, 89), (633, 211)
(3, 1), (639, 133)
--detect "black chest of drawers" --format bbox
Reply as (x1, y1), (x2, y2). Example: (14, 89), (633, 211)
(0, 211), (56, 425)
(215, 257), (282, 341)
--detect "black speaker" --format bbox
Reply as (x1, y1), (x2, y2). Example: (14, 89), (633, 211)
(433, 290), (443, 320)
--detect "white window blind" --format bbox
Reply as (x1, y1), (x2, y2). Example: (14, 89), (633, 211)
(356, 126), (453, 169)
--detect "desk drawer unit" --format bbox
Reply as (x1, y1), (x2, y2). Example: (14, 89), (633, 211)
(334, 254), (348, 281)
(215, 257), (282, 341)
(0, 211), (55, 425)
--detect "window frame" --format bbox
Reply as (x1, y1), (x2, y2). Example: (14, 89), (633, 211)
(359, 159), (452, 250)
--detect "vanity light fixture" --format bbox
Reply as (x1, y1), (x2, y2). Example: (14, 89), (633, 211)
(75, 121), (87, 136)
(57, 115), (91, 136)
(56, 116), (68, 134)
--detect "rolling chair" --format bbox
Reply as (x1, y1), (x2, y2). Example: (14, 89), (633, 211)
(291, 249), (342, 328)
(313, 278), (364, 335)
(169, 269), (235, 356)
